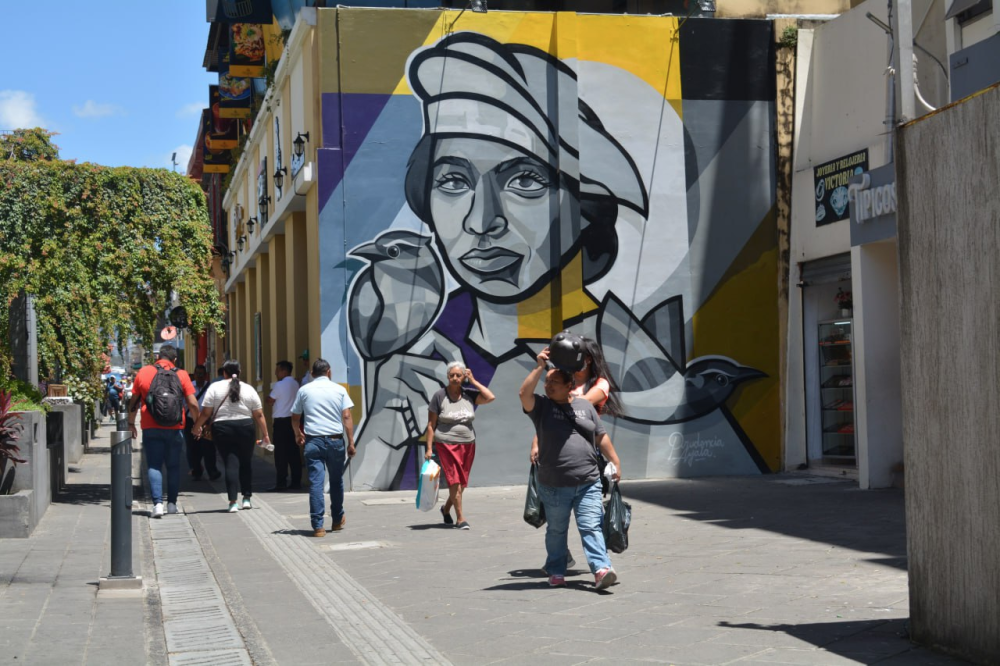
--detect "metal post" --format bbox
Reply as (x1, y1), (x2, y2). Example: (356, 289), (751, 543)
(109, 426), (134, 579)
(116, 406), (128, 432)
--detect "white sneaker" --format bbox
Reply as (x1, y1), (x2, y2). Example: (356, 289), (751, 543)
(241, 497), (252, 510)
(152, 503), (164, 518)
(167, 502), (178, 515)
(228, 502), (240, 513)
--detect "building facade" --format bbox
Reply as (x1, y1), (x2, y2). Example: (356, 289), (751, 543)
(221, 7), (783, 489)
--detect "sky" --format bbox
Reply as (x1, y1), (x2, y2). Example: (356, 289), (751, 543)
(0, 0), (217, 174)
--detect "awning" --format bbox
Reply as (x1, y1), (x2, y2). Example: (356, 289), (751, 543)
(945, 0), (992, 20)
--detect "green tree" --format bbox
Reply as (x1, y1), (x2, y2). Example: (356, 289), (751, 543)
(0, 128), (60, 162)
(0, 151), (224, 407)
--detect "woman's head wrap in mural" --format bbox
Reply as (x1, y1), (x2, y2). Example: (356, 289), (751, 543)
(404, 32), (649, 284)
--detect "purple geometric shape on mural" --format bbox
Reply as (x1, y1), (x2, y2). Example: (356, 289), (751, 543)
(398, 444), (419, 491)
(342, 93), (393, 163)
(318, 92), (394, 213)
(433, 292), (498, 389)
(317, 148), (344, 215)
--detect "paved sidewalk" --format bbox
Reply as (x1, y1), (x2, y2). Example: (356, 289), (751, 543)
(162, 449), (969, 666)
(4, 429), (974, 665)
(0, 421), (147, 664)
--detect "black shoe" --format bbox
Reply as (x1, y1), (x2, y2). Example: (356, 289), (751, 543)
(208, 471), (222, 481)
(189, 469), (203, 480)
(456, 521), (470, 530)
(440, 506), (454, 525)
(265, 486), (287, 492)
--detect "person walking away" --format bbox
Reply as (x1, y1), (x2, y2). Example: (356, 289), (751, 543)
(192, 360), (270, 512)
(519, 337), (623, 590)
(425, 361), (495, 529)
(128, 345), (201, 518)
(185, 364), (220, 481)
(291, 359), (355, 537)
(267, 360), (301, 491)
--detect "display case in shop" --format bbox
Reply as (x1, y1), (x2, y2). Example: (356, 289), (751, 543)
(818, 319), (855, 461)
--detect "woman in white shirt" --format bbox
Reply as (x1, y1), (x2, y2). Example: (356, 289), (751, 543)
(192, 360), (270, 512)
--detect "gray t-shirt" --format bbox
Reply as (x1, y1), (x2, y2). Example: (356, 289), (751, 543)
(526, 395), (606, 487)
(428, 388), (478, 444)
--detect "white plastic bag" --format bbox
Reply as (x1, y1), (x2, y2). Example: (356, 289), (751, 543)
(416, 459), (441, 512)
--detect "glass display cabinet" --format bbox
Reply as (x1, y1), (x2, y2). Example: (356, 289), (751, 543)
(818, 319), (855, 462)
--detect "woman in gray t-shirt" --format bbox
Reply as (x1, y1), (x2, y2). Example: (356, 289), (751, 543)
(425, 361), (495, 530)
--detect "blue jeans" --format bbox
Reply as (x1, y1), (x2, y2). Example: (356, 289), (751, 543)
(538, 480), (611, 576)
(303, 436), (345, 530)
(144, 428), (184, 505)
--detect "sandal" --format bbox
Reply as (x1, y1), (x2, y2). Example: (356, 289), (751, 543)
(440, 506), (454, 525)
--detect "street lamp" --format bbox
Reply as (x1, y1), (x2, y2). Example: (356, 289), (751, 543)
(293, 131), (310, 158)
(258, 194), (271, 217)
(273, 166), (287, 189)
(237, 235), (245, 251)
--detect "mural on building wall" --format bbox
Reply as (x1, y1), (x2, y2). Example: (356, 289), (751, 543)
(317, 12), (780, 490)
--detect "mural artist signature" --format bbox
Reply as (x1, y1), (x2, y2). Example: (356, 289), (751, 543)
(667, 431), (726, 466)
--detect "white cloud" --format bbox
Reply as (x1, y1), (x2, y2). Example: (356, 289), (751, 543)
(0, 90), (46, 129)
(169, 145), (193, 174)
(72, 100), (125, 119)
(175, 102), (204, 118)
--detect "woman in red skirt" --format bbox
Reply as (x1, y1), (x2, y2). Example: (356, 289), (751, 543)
(425, 361), (495, 529)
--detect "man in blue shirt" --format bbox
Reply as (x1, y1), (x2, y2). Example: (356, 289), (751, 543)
(291, 358), (356, 537)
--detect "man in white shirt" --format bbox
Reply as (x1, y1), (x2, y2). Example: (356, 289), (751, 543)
(291, 358), (356, 537)
(266, 360), (301, 491)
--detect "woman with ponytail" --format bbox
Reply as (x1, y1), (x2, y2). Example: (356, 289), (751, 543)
(192, 360), (270, 512)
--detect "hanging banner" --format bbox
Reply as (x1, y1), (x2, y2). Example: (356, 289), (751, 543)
(207, 87), (239, 150)
(814, 148), (869, 227)
(218, 49), (253, 119)
(201, 110), (231, 174)
(229, 24), (266, 78)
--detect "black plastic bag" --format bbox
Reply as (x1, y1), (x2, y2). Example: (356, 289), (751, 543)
(602, 481), (631, 553)
(523, 464), (546, 528)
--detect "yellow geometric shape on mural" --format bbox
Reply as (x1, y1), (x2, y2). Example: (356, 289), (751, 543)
(690, 207), (781, 471)
(517, 251), (597, 340)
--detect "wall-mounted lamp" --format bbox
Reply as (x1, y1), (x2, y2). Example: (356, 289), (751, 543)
(258, 194), (271, 216)
(221, 254), (231, 269)
(228, 251), (235, 261)
(273, 166), (288, 190)
(246, 216), (258, 233)
(237, 235), (245, 251)
(293, 131), (310, 158)
(449, 0), (487, 30)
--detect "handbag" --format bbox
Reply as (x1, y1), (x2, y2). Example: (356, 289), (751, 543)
(602, 480), (632, 553)
(523, 463), (546, 528)
(200, 400), (221, 442)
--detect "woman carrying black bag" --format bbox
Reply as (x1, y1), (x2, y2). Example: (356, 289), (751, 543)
(520, 334), (623, 591)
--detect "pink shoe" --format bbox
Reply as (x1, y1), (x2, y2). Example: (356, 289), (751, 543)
(548, 575), (566, 587)
(594, 567), (617, 590)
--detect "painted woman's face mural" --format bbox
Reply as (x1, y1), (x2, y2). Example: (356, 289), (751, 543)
(322, 15), (781, 491)
(427, 137), (574, 301)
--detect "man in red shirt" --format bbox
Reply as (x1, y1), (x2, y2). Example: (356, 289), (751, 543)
(128, 346), (200, 518)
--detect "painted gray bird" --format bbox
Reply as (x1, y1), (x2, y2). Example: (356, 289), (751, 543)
(596, 293), (766, 424)
(348, 230), (445, 361)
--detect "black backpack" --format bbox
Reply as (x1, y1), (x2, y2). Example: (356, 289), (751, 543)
(145, 365), (185, 427)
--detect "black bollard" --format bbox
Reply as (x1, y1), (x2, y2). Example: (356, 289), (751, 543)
(109, 426), (134, 579)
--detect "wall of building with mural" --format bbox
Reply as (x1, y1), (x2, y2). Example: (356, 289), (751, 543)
(315, 8), (780, 490)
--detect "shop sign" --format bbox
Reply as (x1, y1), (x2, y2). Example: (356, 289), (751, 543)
(218, 49), (252, 120)
(849, 163), (897, 247)
(814, 148), (869, 227)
